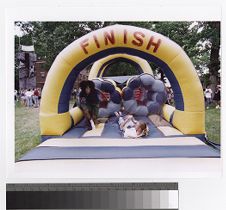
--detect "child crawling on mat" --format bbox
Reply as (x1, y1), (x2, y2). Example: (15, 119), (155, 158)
(79, 80), (99, 130)
(114, 111), (149, 138)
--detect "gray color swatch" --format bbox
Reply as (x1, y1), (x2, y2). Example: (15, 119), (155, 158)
(7, 183), (178, 209)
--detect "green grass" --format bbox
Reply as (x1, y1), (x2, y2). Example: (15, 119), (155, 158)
(15, 102), (40, 161)
(15, 102), (221, 160)
(205, 107), (220, 144)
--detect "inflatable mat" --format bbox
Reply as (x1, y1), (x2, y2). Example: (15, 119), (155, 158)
(19, 137), (220, 161)
(41, 116), (168, 141)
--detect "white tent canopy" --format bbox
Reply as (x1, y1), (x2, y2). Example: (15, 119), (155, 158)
(21, 45), (35, 52)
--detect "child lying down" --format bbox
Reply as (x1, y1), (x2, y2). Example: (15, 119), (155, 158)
(114, 112), (149, 138)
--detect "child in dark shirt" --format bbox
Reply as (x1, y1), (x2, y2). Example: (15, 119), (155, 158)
(79, 80), (99, 130)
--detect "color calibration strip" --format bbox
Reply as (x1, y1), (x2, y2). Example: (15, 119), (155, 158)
(7, 183), (178, 209)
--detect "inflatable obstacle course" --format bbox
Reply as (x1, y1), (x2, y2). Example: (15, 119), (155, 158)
(122, 73), (167, 116)
(40, 24), (204, 137)
(20, 137), (220, 161)
(17, 24), (220, 162)
(92, 78), (122, 118)
(88, 54), (153, 79)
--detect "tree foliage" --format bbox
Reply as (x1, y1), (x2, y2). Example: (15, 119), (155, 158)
(104, 62), (138, 77)
(15, 21), (220, 88)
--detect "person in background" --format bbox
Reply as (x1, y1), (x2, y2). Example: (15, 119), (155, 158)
(79, 80), (99, 130)
(204, 86), (213, 109)
(33, 88), (40, 108)
(16, 90), (20, 102)
(20, 89), (26, 106)
(72, 88), (77, 100)
(25, 89), (33, 107)
(72, 88), (81, 108)
(166, 87), (173, 105)
(38, 88), (42, 104)
(14, 90), (18, 102)
(213, 85), (221, 109)
(31, 88), (35, 105)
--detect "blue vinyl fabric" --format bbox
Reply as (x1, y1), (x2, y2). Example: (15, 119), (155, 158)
(34, 116), (221, 162)
(100, 116), (165, 139)
(58, 47), (184, 113)
(41, 116), (165, 141)
(18, 144), (220, 161)
(41, 118), (88, 141)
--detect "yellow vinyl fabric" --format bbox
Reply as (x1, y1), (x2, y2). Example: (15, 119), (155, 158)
(88, 54), (153, 80)
(69, 107), (83, 126)
(162, 104), (175, 122)
(40, 24), (205, 135)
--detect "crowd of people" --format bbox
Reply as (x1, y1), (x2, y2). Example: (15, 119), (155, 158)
(166, 85), (221, 109)
(204, 85), (221, 109)
(166, 87), (174, 105)
(14, 88), (42, 108)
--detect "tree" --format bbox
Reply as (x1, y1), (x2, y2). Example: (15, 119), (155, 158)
(104, 62), (138, 77)
(15, 21), (104, 69)
(15, 21), (220, 89)
(205, 22), (220, 92)
(14, 33), (34, 89)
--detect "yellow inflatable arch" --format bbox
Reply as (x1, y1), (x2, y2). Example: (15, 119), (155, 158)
(88, 54), (153, 80)
(40, 24), (205, 136)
